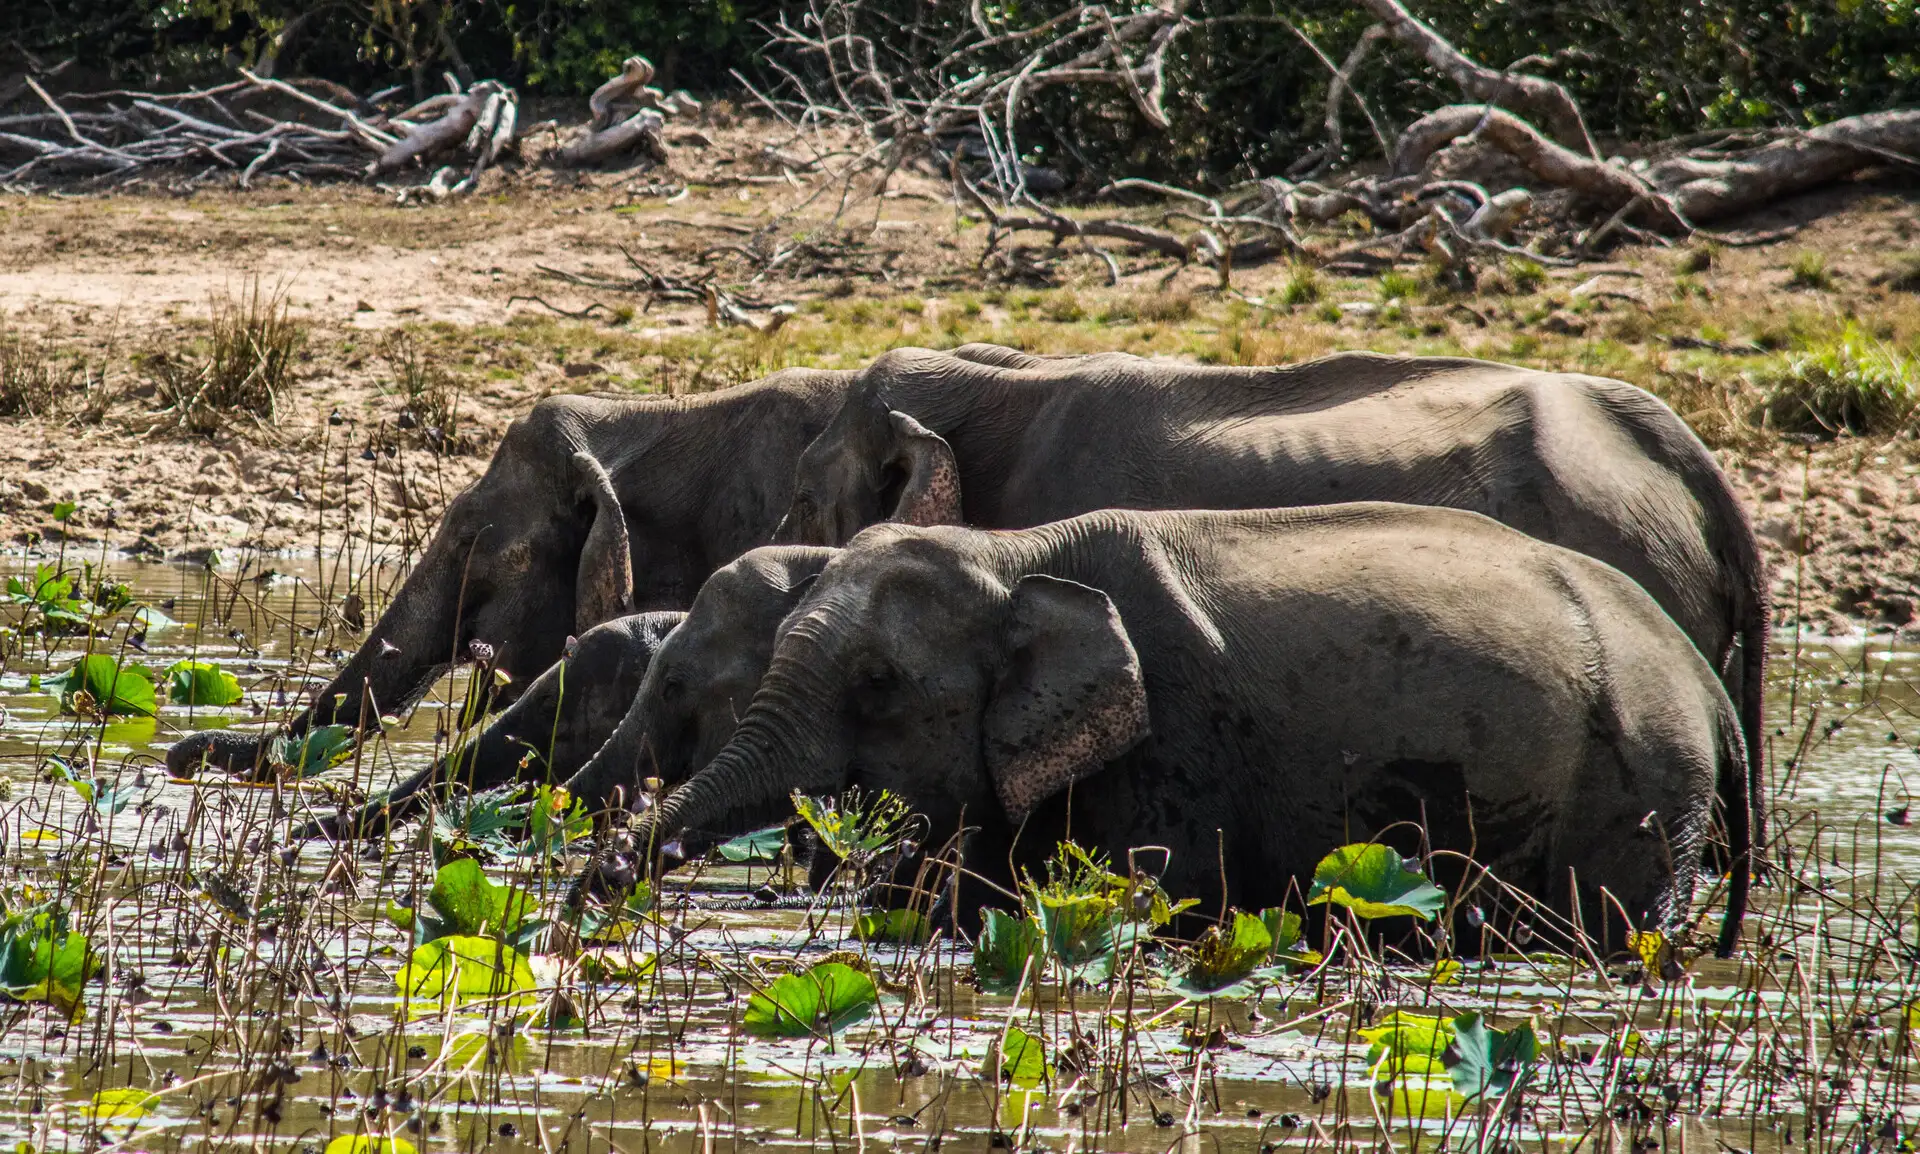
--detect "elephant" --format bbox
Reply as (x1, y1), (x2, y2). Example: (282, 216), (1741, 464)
(167, 367), (858, 780)
(630, 506), (1752, 955)
(294, 611), (685, 843)
(770, 345), (1770, 850)
(295, 548), (836, 843)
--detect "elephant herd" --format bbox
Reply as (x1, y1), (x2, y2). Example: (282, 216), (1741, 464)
(167, 344), (1767, 954)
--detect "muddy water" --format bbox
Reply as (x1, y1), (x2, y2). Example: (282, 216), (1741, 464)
(0, 556), (1915, 1154)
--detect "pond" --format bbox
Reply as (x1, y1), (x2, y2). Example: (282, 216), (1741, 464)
(0, 554), (1916, 1154)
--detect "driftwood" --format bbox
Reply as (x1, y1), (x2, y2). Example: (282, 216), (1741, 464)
(555, 109), (665, 168)
(372, 81), (503, 176)
(589, 57), (655, 130)
(1650, 110), (1920, 222)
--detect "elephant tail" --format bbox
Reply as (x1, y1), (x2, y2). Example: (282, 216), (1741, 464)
(1737, 572), (1770, 872)
(1714, 694), (1752, 958)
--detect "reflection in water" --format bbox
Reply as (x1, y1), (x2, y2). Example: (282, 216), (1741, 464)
(0, 557), (1914, 1153)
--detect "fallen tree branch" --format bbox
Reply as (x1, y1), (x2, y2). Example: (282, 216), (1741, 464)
(1648, 109), (1920, 222)
(1351, 0), (1596, 155)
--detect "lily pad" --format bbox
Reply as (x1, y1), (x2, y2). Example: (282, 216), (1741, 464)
(718, 826), (787, 862)
(45, 654), (156, 717)
(324, 1137), (418, 1154)
(396, 934), (539, 1012)
(1034, 892), (1142, 985)
(1172, 910), (1272, 998)
(854, 908), (930, 945)
(271, 724), (356, 777)
(0, 902), (99, 1019)
(166, 659), (244, 707)
(1306, 843), (1446, 921)
(390, 859), (541, 949)
(998, 1026), (1049, 1088)
(742, 961), (877, 1039)
(1445, 1012), (1539, 1101)
(1361, 1011), (1455, 1078)
(973, 908), (1041, 994)
(83, 1088), (159, 1121)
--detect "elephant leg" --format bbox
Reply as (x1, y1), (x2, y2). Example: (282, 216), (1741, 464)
(293, 614), (678, 843)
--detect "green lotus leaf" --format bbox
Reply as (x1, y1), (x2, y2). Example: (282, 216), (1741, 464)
(1306, 843), (1446, 921)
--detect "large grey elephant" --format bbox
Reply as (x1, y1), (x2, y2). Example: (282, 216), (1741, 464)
(771, 345), (1769, 848)
(636, 507), (1752, 954)
(167, 370), (856, 779)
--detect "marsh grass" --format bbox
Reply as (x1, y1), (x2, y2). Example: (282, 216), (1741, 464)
(1788, 250), (1836, 291)
(0, 323), (67, 417)
(1761, 322), (1919, 436)
(381, 329), (470, 454)
(143, 279), (304, 434)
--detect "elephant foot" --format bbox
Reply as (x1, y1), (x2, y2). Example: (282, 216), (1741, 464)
(165, 729), (279, 780)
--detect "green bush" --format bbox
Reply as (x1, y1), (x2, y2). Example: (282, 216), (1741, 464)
(1761, 324), (1919, 438)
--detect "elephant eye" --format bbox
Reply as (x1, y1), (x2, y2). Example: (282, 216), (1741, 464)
(660, 675), (684, 700)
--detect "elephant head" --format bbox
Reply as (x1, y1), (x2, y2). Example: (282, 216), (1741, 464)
(640, 526), (1150, 863)
(774, 386), (962, 546)
(168, 398), (636, 778)
(563, 546), (838, 813)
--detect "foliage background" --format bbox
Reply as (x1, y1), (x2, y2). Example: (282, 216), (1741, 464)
(5, 0), (1917, 182)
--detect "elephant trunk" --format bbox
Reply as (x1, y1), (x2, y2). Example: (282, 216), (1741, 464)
(168, 548), (464, 779)
(645, 671), (839, 847)
(565, 697), (655, 812)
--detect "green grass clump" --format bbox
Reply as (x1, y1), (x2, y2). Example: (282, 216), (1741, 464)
(1787, 251), (1835, 290)
(1504, 257), (1548, 293)
(1378, 271), (1419, 301)
(1279, 264), (1322, 307)
(1761, 322), (1917, 436)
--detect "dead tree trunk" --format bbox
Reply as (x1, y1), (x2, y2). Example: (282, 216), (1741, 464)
(1649, 109), (1920, 222)
(1351, 0), (1595, 155)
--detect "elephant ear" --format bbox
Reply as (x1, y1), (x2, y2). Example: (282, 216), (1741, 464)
(570, 451), (635, 632)
(883, 411), (962, 527)
(984, 575), (1150, 825)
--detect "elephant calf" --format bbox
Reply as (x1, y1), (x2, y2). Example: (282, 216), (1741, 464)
(295, 612), (683, 843)
(638, 506), (1752, 953)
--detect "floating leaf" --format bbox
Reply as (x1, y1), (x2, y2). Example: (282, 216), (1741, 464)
(1380, 1077), (1468, 1120)
(855, 908), (930, 945)
(1257, 907), (1323, 969)
(131, 605), (179, 632)
(45, 655), (156, 717)
(166, 660), (243, 707)
(323, 1137), (418, 1154)
(1034, 892), (1141, 986)
(271, 725), (356, 777)
(1445, 1012), (1540, 1102)
(82, 1089), (158, 1121)
(1426, 958), (1463, 985)
(1306, 844), (1445, 921)
(0, 902), (99, 1019)
(1361, 1012), (1455, 1079)
(1172, 910), (1272, 998)
(396, 935), (538, 1012)
(390, 859), (542, 949)
(742, 961), (877, 1039)
(718, 826), (787, 863)
(998, 1026), (1049, 1088)
(973, 909), (1041, 994)
(46, 756), (137, 816)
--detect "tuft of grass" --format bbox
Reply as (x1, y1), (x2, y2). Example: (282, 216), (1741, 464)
(381, 330), (469, 454)
(1278, 263), (1322, 307)
(1504, 257), (1548, 294)
(1041, 291), (1086, 323)
(1760, 322), (1918, 437)
(0, 324), (66, 418)
(1105, 288), (1194, 324)
(144, 279), (304, 434)
(1787, 250), (1835, 291)
(1378, 271), (1419, 301)
(1676, 243), (1718, 274)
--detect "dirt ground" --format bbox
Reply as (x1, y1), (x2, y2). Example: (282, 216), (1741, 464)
(0, 116), (1915, 637)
